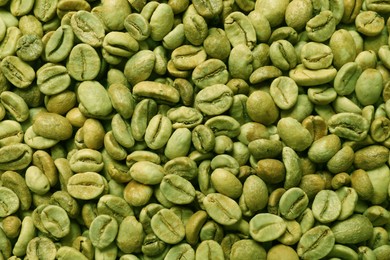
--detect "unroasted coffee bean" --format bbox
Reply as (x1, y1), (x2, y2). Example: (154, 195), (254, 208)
(224, 11), (256, 49)
(308, 134), (341, 164)
(1, 91), (29, 122)
(249, 213), (286, 242)
(306, 11), (336, 42)
(312, 190), (342, 223)
(160, 174), (196, 205)
(1, 170), (31, 211)
(256, 159), (285, 184)
(331, 215), (373, 244)
(204, 193), (242, 225)
(195, 84), (233, 116)
(230, 239), (267, 260)
(196, 240), (224, 260)
(77, 81), (113, 117)
(124, 13), (150, 41)
(211, 168), (242, 199)
(297, 225), (335, 259)
(66, 43), (101, 81)
(354, 145), (389, 170)
(270, 76), (298, 110)
(124, 50), (156, 86)
(34, 204), (70, 239)
(192, 59), (229, 89)
(171, 45), (207, 71)
(26, 237), (56, 260)
(255, 0), (290, 27)
(130, 161), (165, 185)
(247, 91), (279, 126)
(0, 120), (23, 146)
(0, 143), (32, 171)
(16, 34), (43, 61)
(44, 25), (74, 63)
(356, 10), (384, 36)
(0, 187), (20, 217)
(300, 42), (333, 70)
(277, 117), (313, 152)
(279, 187), (309, 220)
(289, 64), (337, 86)
(69, 149), (104, 173)
(328, 113), (370, 141)
(36, 63), (71, 96)
(250, 66), (282, 84)
(56, 246), (88, 260)
(144, 114), (172, 150)
(32, 112), (73, 141)
(151, 208), (185, 244)
(269, 40), (297, 71)
(133, 81), (180, 104)
(167, 106), (203, 129)
(89, 214), (118, 249)
(70, 10), (105, 47)
(67, 172), (106, 200)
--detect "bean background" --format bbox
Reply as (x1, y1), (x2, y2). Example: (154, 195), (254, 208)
(0, 0), (390, 259)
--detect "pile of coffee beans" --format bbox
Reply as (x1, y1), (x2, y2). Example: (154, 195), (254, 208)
(1, 0), (390, 259)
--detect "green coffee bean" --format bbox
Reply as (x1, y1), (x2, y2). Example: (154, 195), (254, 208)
(195, 240), (224, 260)
(77, 81), (113, 118)
(306, 11), (336, 42)
(44, 25), (74, 63)
(270, 40), (297, 71)
(67, 43), (101, 81)
(26, 237), (56, 260)
(0, 143), (32, 170)
(328, 112), (370, 141)
(133, 81), (180, 104)
(0, 27), (22, 59)
(204, 193), (242, 225)
(70, 10), (104, 47)
(89, 214), (118, 249)
(195, 84), (233, 116)
(160, 174), (196, 205)
(270, 76), (298, 110)
(145, 114), (172, 150)
(151, 208), (185, 244)
(130, 161), (165, 185)
(67, 172), (106, 200)
(97, 194), (134, 224)
(1, 91), (29, 122)
(13, 216), (35, 257)
(165, 243), (194, 260)
(277, 117), (313, 152)
(192, 59), (229, 89)
(249, 213), (286, 242)
(308, 134), (341, 163)
(56, 246), (88, 260)
(0, 187), (19, 217)
(230, 239), (266, 260)
(279, 187), (309, 220)
(267, 244), (299, 260)
(16, 34), (43, 61)
(297, 225), (335, 259)
(203, 27), (231, 60)
(277, 219), (301, 246)
(224, 11), (256, 49)
(255, 0), (290, 27)
(312, 190), (342, 223)
(331, 214), (373, 244)
(289, 64), (337, 86)
(37, 205), (70, 239)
